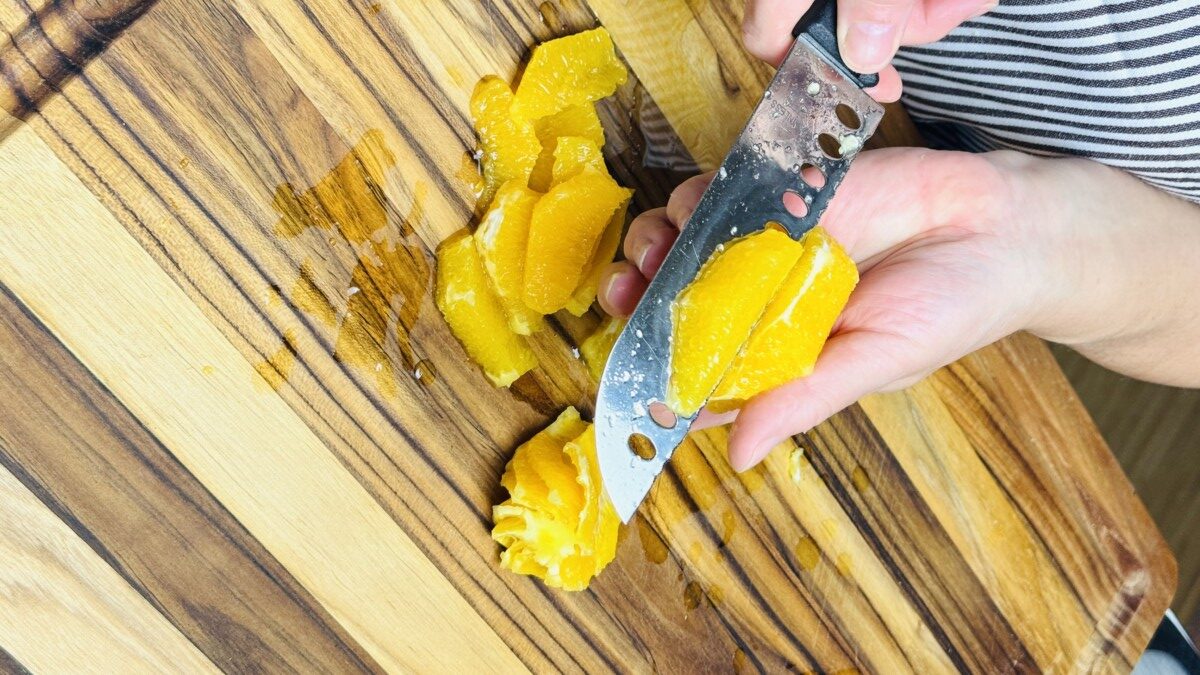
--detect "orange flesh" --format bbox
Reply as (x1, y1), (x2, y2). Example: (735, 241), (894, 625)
(579, 315), (626, 380)
(473, 181), (544, 335)
(511, 28), (628, 121)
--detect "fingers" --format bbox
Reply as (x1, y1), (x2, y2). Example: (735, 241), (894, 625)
(836, 0), (916, 74)
(742, 0), (812, 66)
(863, 64), (902, 103)
(597, 261), (647, 317)
(726, 327), (916, 471)
(623, 208), (677, 278)
(666, 173), (713, 228)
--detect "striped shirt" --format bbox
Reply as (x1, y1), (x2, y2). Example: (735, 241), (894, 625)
(892, 0), (1200, 202)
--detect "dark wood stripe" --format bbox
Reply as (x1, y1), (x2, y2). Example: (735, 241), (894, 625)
(808, 406), (1038, 671)
(0, 284), (381, 674)
(0, 646), (29, 675)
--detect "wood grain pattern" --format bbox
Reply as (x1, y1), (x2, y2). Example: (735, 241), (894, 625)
(1051, 345), (1200, 631)
(0, 0), (1177, 670)
(0, 453), (217, 673)
(0, 283), (381, 673)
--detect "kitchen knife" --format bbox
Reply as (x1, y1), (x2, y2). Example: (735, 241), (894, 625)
(595, 0), (885, 523)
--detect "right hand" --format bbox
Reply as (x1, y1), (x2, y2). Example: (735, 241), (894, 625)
(742, 0), (997, 102)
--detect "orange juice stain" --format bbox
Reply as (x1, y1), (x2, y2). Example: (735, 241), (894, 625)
(272, 128), (396, 243)
(412, 358), (437, 385)
(738, 463), (766, 493)
(636, 516), (669, 565)
(455, 150), (483, 199)
(707, 584), (725, 606)
(201, 365), (215, 376)
(851, 465), (871, 493)
(367, 2), (382, 15)
(178, 156), (190, 169)
(292, 262), (337, 327)
(794, 536), (820, 571)
(334, 240), (430, 398)
(835, 552), (854, 579)
(683, 580), (704, 611)
(445, 65), (467, 89)
(255, 329), (297, 392)
(733, 648), (751, 674)
(720, 510), (736, 546)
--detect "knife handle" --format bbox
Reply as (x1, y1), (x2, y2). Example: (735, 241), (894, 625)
(791, 0), (880, 89)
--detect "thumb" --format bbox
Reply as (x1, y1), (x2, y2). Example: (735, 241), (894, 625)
(726, 328), (917, 471)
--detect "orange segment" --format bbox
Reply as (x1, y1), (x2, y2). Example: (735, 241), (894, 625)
(435, 232), (537, 387)
(511, 28), (628, 121)
(579, 315), (626, 380)
(565, 201), (626, 316)
(667, 229), (805, 416)
(549, 136), (607, 186)
(470, 76), (541, 208)
(491, 407), (622, 591)
(529, 104), (605, 192)
(474, 181), (544, 335)
(524, 168), (633, 314)
(710, 228), (857, 411)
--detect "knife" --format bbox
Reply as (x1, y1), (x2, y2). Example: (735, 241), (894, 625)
(595, 0), (885, 523)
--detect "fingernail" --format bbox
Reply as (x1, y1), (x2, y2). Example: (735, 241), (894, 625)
(841, 20), (897, 73)
(631, 238), (652, 271)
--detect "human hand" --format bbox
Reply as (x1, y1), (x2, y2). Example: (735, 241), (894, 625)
(598, 147), (1049, 470)
(742, 0), (997, 102)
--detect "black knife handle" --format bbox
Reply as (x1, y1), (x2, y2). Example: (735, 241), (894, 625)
(792, 0), (880, 89)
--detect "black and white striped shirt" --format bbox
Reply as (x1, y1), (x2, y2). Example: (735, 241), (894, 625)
(892, 0), (1200, 202)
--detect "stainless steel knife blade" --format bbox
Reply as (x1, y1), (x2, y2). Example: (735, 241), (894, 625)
(595, 28), (884, 523)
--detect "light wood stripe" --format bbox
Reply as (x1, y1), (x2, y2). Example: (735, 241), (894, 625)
(0, 123), (523, 672)
(0, 457), (217, 673)
(0, 283), (381, 673)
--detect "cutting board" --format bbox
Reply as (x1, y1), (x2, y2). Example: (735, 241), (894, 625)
(0, 0), (1175, 672)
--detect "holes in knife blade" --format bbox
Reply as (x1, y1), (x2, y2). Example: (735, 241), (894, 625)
(835, 103), (862, 130)
(799, 162), (826, 189)
(629, 433), (657, 460)
(818, 133), (843, 159)
(648, 401), (677, 429)
(782, 191), (809, 218)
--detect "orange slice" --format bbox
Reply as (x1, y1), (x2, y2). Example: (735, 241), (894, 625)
(491, 407), (621, 591)
(524, 168), (633, 314)
(667, 229), (805, 416)
(474, 181), (544, 335)
(471, 76), (541, 208)
(549, 136), (607, 186)
(710, 227), (858, 411)
(436, 232), (537, 387)
(565, 201), (626, 316)
(579, 315), (626, 380)
(511, 28), (628, 121)
(529, 104), (606, 191)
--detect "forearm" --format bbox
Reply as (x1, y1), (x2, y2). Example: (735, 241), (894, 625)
(1012, 153), (1200, 386)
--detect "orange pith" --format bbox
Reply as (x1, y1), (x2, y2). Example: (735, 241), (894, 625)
(470, 76), (541, 208)
(523, 168), (632, 314)
(474, 181), (544, 335)
(580, 315), (626, 380)
(492, 408), (621, 591)
(511, 28), (628, 121)
(710, 227), (858, 410)
(667, 229), (805, 416)
(435, 232), (537, 387)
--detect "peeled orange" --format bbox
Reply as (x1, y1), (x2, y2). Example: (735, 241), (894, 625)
(565, 200), (626, 316)
(436, 232), (537, 387)
(474, 181), (544, 335)
(667, 228), (805, 416)
(709, 227), (858, 410)
(492, 407), (621, 591)
(579, 315), (626, 380)
(471, 76), (541, 208)
(529, 104), (606, 191)
(524, 168), (632, 314)
(511, 28), (628, 121)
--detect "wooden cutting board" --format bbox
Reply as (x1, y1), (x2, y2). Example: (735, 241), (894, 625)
(0, 0), (1176, 672)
